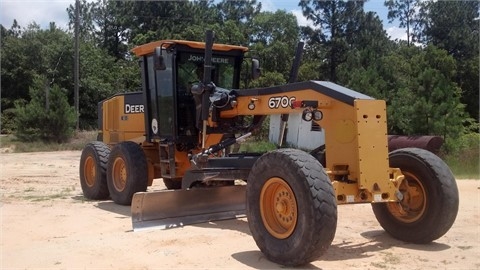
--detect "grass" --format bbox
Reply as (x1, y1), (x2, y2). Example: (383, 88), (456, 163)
(0, 130), (97, 152)
(21, 186), (75, 202)
(239, 140), (277, 153)
(1, 131), (478, 179)
(23, 193), (66, 202)
(441, 133), (480, 179)
(444, 155), (480, 179)
(242, 139), (479, 180)
(369, 251), (401, 268)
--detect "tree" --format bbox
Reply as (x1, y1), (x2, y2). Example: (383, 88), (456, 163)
(249, 11), (300, 80)
(384, 0), (420, 46)
(0, 18), (139, 131)
(300, 0), (365, 82)
(14, 76), (76, 142)
(67, 0), (97, 42)
(77, 41), (139, 128)
(417, 0), (479, 120)
(212, 0), (262, 46)
(127, 0), (202, 45)
(67, 0), (138, 57)
(90, 0), (131, 60)
(384, 45), (467, 148)
(217, 0), (262, 23)
(250, 10), (299, 46)
(337, 11), (392, 94)
(1, 22), (73, 113)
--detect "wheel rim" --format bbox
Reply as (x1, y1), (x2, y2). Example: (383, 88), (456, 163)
(260, 177), (297, 239)
(112, 157), (127, 192)
(387, 172), (426, 223)
(84, 156), (96, 187)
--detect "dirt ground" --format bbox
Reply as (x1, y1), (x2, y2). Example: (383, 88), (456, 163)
(0, 151), (479, 269)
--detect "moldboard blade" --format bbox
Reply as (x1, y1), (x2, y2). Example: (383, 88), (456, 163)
(131, 185), (246, 231)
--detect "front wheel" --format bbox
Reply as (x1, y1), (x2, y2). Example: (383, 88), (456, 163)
(372, 148), (459, 243)
(107, 141), (148, 205)
(246, 149), (337, 266)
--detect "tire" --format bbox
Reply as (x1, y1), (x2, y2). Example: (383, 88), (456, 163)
(372, 148), (459, 243)
(107, 141), (148, 205)
(79, 141), (110, 200)
(246, 148), (337, 266)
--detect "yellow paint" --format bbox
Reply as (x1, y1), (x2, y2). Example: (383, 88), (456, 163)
(219, 87), (402, 203)
(132, 40), (248, 57)
(104, 44), (403, 204)
(102, 95), (145, 145)
(333, 119), (356, 143)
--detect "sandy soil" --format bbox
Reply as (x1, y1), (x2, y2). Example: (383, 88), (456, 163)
(1, 150), (479, 269)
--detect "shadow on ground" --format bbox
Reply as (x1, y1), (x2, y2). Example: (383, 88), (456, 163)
(95, 201), (131, 217)
(73, 194), (451, 268)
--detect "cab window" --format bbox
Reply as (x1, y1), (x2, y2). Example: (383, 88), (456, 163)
(176, 52), (236, 91)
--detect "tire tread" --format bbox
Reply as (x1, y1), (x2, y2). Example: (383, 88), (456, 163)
(247, 148), (337, 266)
(372, 147), (459, 243)
(79, 141), (110, 200)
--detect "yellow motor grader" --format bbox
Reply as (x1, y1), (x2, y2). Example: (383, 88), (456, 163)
(79, 30), (459, 266)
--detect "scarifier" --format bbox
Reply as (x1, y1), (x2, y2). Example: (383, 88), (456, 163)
(79, 30), (459, 266)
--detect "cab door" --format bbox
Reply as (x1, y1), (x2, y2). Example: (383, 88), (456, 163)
(143, 51), (176, 141)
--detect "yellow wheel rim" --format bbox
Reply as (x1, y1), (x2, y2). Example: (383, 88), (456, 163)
(387, 172), (426, 223)
(260, 177), (297, 239)
(84, 156), (96, 187)
(112, 157), (127, 192)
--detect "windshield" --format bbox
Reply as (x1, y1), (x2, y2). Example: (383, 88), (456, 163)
(176, 52), (236, 91)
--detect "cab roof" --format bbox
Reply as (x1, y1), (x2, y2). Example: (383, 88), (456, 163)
(131, 40), (249, 57)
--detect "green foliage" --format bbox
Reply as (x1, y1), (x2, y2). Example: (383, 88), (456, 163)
(14, 76), (76, 143)
(1, 0), (478, 150)
(250, 71), (286, 88)
(1, 22), (76, 138)
(298, 61), (323, 81)
(337, 11), (392, 94)
(419, 1), (479, 59)
(249, 10), (300, 81)
(384, 0), (421, 45)
(0, 130), (97, 153)
(240, 140), (276, 153)
(418, 0), (479, 121)
(342, 66), (387, 98)
(77, 42), (139, 128)
(1, 108), (17, 134)
(441, 132), (480, 179)
(384, 45), (468, 148)
(300, 0), (366, 82)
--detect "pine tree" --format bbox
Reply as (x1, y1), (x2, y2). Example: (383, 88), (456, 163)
(14, 76), (76, 143)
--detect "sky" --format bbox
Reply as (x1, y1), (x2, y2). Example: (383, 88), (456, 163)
(0, 0), (407, 41)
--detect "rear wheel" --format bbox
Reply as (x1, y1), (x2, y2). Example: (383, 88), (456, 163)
(372, 148), (459, 243)
(107, 141), (148, 205)
(79, 141), (110, 200)
(246, 149), (337, 266)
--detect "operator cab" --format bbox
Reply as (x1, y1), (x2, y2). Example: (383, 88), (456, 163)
(132, 40), (248, 150)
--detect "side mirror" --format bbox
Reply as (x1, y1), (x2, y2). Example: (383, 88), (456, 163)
(154, 47), (166, 70)
(251, 58), (261, 80)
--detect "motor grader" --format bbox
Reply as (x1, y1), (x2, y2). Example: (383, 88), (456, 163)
(79, 30), (459, 266)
